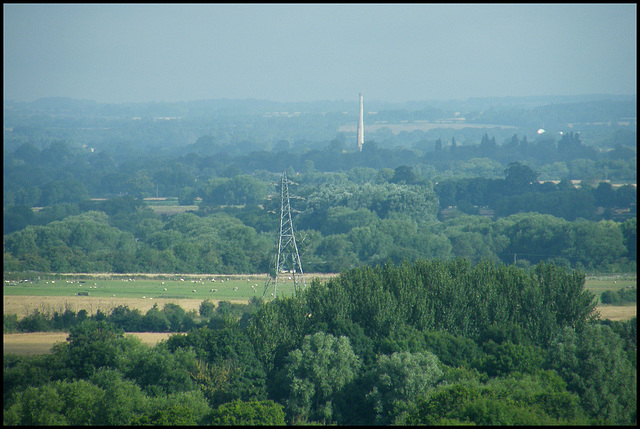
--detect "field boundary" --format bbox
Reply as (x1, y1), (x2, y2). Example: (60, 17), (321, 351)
(3, 332), (177, 356)
(4, 272), (340, 281)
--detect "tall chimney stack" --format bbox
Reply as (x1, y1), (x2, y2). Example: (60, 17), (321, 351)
(357, 92), (364, 151)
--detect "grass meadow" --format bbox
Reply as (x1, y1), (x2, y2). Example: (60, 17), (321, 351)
(3, 273), (334, 319)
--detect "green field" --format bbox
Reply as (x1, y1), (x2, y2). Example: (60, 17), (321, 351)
(3, 274), (326, 302)
(585, 275), (636, 303)
(4, 273), (634, 303)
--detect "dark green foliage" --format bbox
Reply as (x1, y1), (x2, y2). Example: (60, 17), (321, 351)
(600, 287), (636, 305)
(407, 370), (589, 425)
(141, 303), (171, 332)
(165, 326), (267, 406)
(3, 353), (70, 409)
(546, 324), (637, 424)
(422, 330), (481, 368)
(199, 299), (216, 318)
(363, 351), (444, 425)
(3, 204), (35, 234)
(162, 302), (188, 332)
(16, 309), (50, 332)
(598, 317), (637, 367)
(296, 259), (596, 347)
(64, 319), (137, 379)
(280, 332), (361, 424)
(3, 314), (19, 333)
(125, 345), (197, 395)
(109, 305), (144, 332)
(475, 340), (544, 377)
(205, 399), (285, 425)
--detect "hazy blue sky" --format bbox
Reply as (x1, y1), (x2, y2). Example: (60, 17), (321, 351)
(3, 3), (637, 104)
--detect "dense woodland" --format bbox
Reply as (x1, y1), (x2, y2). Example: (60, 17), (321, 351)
(3, 96), (637, 425)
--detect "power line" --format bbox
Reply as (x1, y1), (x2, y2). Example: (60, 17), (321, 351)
(263, 171), (305, 298)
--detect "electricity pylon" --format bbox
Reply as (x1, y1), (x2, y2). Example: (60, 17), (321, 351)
(264, 171), (305, 298)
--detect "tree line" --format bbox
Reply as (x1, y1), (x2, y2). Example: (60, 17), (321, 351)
(4, 259), (636, 425)
(3, 126), (636, 209)
(3, 195), (636, 274)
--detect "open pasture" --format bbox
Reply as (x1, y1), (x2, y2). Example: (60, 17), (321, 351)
(584, 275), (636, 302)
(584, 275), (636, 321)
(4, 274), (301, 300)
(3, 274), (329, 318)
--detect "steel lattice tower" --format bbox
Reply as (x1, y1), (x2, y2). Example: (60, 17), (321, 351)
(264, 171), (305, 298)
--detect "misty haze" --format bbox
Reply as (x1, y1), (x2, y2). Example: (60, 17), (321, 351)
(3, 3), (637, 427)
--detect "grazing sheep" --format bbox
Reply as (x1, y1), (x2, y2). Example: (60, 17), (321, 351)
(164, 288), (167, 291)
(192, 290), (196, 293)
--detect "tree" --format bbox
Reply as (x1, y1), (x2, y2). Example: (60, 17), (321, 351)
(282, 332), (361, 424)
(205, 399), (286, 425)
(166, 326), (267, 406)
(3, 204), (35, 234)
(546, 324), (636, 424)
(593, 181), (616, 208)
(89, 368), (151, 425)
(407, 370), (588, 425)
(142, 304), (171, 332)
(126, 345), (197, 395)
(390, 165), (418, 184)
(504, 162), (539, 193)
(200, 299), (216, 318)
(65, 319), (140, 378)
(364, 351), (443, 425)
(620, 217), (636, 262)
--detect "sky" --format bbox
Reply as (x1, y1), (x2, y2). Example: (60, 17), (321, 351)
(3, 3), (637, 104)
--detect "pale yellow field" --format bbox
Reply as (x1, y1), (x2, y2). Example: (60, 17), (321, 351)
(3, 295), (245, 319)
(3, 332), (176, 356)
(595, 305), (636, 321)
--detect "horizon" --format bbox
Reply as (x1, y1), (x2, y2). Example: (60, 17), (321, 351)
(4, 92), (636, 107)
